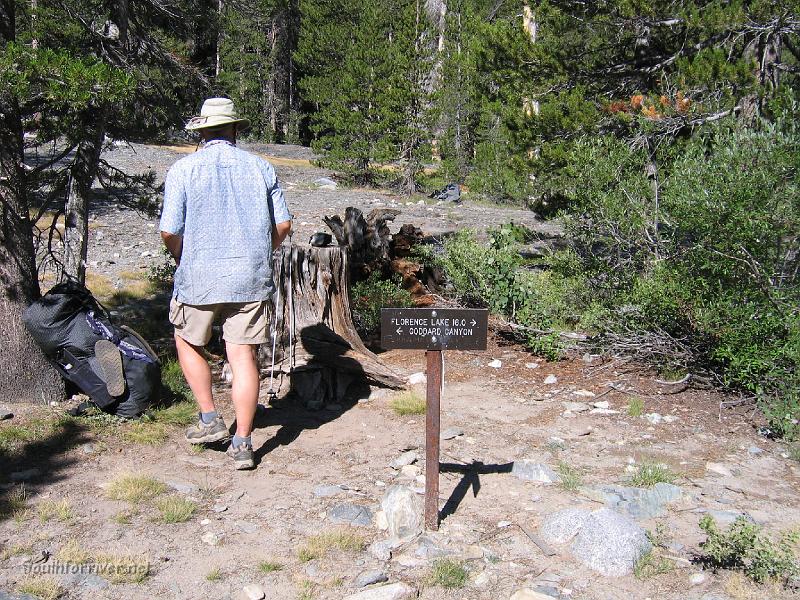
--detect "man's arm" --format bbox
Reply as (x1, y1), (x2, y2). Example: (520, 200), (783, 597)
(273, 221), (292, 250)
(161, 231), (183, 265)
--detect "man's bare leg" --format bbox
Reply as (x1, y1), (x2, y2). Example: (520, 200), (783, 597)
(175, 333), (215, 413)
(225, 342), (259, 439)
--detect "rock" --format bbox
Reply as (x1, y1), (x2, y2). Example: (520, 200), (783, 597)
(10, 468), (40, 481)
(510, 590), (559, 600)
(589, 408), (620, 415)
(690, 572), (708, 586)
(367, 540), (396, 561)
(0, 593), (38, 600)
(235, 520), (259, 534)
(511, 461), (560, 484)
(540, 508), (591, 544)
(341, 582), (416, 600)
(570, 508), (651, 576)
(441, 427), (464, 440)
(747, 446), (764, 455)
(400, 465), (420, 478)
(487, 359), (502, 368)
(62, 572), (110, 591)
(81, 443), (95, 454)
(212, 504), (228, 513)
(313, 484), (346, 497)
(525, 362), (540, 369)
(242, 584), (266, 600)
(407, 372), (426, 385)
(705, 462), (733, 477)
(663, 415), (679, 423)
(354, 570), (389, 588)
(574, 390), (596, 398)
(375, 509), (389, 531)
(314, 177), (338, 190)
(329, 503), (373, 527)
(202, 531), (223, 546)
(474, 571), (497, 588)
(200, 518), (211, 525)
(589, 482), (683, 520)
(562, 402), (591, 413)
(645, 413), (663, 424)
(390, 451), (418, 470)
(706, 509), (754, 526)
(167, 480), (199, 495)
(543, 374), (558, 385)
(0, 407), (13, 420)
(592, 400), (609, 409)
(381, 485), (422, 539)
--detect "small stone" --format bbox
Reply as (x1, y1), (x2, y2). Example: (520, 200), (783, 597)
(474, 571), (497, 588)
(139, 250), (152, 258)
(592, 400), (609, 409)
(81, 443), (95, 454)
(407, 372), (426, 385)
(747, 446), (764, 455)
(705, 462), (733, 478)
(235, 520), (259, 534)
(354, 570), (389, 588)
(511, 461), (560, 484)
(589, 408), (620, 415)
(314, 177), (338, 190)
(202, 531), (223, 546)
(167, 480), (199, 495)
(574, 390), (596, 398)
(329, 503), (372, 527)
(390, 451), (418, 470)
(487, 359), (502, 368)
(690, 572), (708, 586)
(441, 427), (464, 440)
(0, 407), (13, 420)
(525, 362), (540, 369)
(400, 465), (420, 478)
(313, 484), (345, 497)
(645, 413), (663, 424)
(510, 590), (559, 600)
(200, 519), (210, 525)
(341, 582), (416, 600)
(242, 584), (266, 600)
(706, 509), (753, 526)
(662, 415), (679, 423)
(562, 402), (590, 413)
(212, 504), (228, 513)
(367, 540), (393, 561)
(497, 520), (512, 528)
(543, 374), (558, 385)
(381, 485), (423, 540)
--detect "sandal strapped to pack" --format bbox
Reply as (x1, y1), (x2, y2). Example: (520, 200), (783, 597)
(94, 339), (125, 397)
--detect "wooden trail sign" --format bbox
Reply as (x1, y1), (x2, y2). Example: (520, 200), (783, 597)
(381, 307), (488, 530)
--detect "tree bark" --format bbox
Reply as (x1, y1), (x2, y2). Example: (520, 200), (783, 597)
(261, 245), (403, 409)
(323, 207), (400, 280)
(0, 12), (64, 401)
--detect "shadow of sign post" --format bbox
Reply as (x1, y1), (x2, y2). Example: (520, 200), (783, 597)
(380, 307), (488, 530)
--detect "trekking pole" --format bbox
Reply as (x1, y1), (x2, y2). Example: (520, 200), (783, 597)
(265, 245), (283, 405)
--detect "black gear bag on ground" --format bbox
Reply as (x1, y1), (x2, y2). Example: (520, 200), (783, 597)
(22, 281), (161, 418)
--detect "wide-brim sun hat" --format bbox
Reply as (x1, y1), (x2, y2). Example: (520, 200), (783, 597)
(185, 97), (250, 131)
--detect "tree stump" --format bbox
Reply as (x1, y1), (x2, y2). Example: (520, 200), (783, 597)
(323, 207), (401, 280)
(261, 244), (404, 408)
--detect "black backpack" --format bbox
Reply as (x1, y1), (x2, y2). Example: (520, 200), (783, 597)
(22, 281), (161, 418)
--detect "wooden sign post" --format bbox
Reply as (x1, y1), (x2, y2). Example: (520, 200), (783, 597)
(381, 307), (488, 530)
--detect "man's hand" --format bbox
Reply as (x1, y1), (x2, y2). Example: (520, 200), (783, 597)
(161, 231), (183, 265)
(273, 221), (292, 250)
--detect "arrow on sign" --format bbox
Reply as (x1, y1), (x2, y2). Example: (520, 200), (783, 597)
(471, 319), (477, 326)
(396, 327), (402, 335)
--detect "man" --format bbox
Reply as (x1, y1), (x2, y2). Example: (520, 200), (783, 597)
(160, 97), (292, 470)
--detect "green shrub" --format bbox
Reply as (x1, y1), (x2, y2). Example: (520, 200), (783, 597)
(699, 515), (800, 583)
(350, 272), (413, 335)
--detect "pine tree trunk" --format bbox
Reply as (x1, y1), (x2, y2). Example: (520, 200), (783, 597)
(261, 245), (403, 409)
(0, 89), (64, 403)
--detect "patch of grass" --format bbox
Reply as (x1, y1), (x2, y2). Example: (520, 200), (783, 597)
(0, 416), (67, 452)
(634, 550), (673, 579)
(297, 579), (317, 600)
(154, 496), (196, 524)
(1, 485), (29, 521)
(85, 272), (117, 301)
(122, 421), (169, 446)
(205, 568), (222, 581)
(627, 397), (644, 417)
(1, 541), (33, 560)
(111, 511), (133, 525)
(93, 552), (150, 583)
(258, 560), (283, 573)
(56, 539), (92, 564)
(646, 522), (672, 549)
(298, 530), (365, 562)
(16, 576), (62, 600)
(37, 499), (73, 523)
(148, 400), (196, 426)
(390, 390), (426, 416)
(631, 462), (675, 487)
(160, 359), (192, 399)
(556, 461), (583, 491)
(106, 473), (167, 504)
(789, 446), (800, 462)
(426, 558), (468, 589)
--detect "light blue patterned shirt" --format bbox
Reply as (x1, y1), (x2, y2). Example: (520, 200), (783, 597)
(160, 141), (291, 305)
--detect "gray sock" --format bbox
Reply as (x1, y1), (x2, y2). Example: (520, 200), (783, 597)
(232, 434), (251, 448)
(200, 411), (218, 424)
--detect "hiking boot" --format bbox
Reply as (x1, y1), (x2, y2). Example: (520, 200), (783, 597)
(226, 442), (255, 470)
(185, 415), (230, 444)
(95, 339), (125, 397)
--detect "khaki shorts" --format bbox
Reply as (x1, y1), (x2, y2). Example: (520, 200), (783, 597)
(169, 299), (269, 346)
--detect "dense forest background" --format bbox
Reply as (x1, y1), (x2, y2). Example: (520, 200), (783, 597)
(1, 0), (799, 437)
